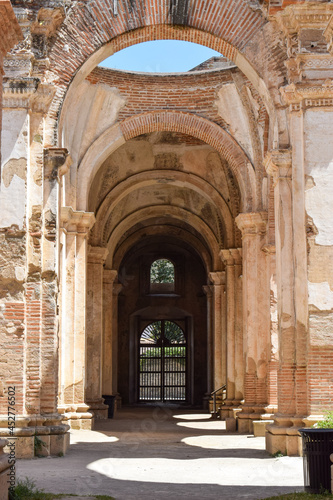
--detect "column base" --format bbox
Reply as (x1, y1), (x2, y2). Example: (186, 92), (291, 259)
(58, 404), (94, 430)
(0, 414), (70, 459)
(87, 399), (108, 420)
(219, 400), (242, 420)
(0, 439), (12, 499)
(265, 416), (304, 456)
(237, 405), (269, 433)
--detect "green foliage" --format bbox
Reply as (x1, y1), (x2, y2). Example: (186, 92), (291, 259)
(9, 478), (53, 500)
(9, 479), (116, 500)
(34, 436), (46, 457)
(150, 259), (175, 283)
(271, 449), (286, 458)
(316, 411), (333, 428)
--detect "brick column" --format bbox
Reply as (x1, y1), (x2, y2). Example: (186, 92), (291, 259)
(59, 207), (95, 429)
(86, 246), (109, 418)
(264, 149), (307, 455)
(235, 212), (270, 433)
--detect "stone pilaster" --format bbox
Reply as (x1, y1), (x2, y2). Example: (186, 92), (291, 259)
(264, 149), (306, 455)
(208, 272), (226, 397)
(235, 212), (270, 433)
(220, 249), (243, 410)
(58, 207), (95, 429)
(86, 246), (109, 418)
(102, 270), (118, 398)
(202, 285), (215, 408)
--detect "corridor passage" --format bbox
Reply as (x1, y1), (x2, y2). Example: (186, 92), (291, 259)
(17, 408), (303, 499)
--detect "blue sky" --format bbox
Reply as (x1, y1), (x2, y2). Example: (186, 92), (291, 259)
(99, 40), (222, 73)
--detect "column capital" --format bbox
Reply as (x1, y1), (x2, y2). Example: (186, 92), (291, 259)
(44, 148), (72, 180)
(209, 271), (225, 286)
(235, 212), (267, 237)
(203, 285), (214, 298)
(88, 246), (109, 265)
(61, 207), (95, 234)
(264, 149), (292, 186)
(103, 269), (118, 284)
(220, 248), (242, 266)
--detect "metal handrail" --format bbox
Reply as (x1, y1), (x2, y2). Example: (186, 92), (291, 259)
(210, 384), (226, 416)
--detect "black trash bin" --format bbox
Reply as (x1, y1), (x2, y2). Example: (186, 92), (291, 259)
(299, 428), (333, 493)
(102, 395), (116, 419)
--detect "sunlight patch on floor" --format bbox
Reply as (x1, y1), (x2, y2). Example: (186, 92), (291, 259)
(86, 456), (303, 487)
(177, 420), (226, 430)
(173, 413), (212, 420)
(70, 429), (119, 444)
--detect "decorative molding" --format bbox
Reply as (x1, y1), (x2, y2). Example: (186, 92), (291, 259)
(261, 244), (276, 255)
(44, 148), (72, 180)
(235, 212), (268, 236)
(263, 149), (292, 186)
(61, 207), (95, 234)
(280, 81), (333, 109)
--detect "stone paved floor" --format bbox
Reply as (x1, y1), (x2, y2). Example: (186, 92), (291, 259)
(17, 407), (304, 500)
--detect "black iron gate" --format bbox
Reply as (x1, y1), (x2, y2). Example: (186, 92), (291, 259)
(139, 320), (187, 402)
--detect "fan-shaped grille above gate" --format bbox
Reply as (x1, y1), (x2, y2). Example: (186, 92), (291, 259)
(139, 320), (187, 402)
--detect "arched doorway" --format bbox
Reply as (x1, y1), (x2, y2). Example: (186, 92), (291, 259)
(139, 320), (187, 403)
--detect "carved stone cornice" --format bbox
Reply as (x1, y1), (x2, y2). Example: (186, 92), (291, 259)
(280, 81), (333, 110)
(44, 148), (72, 180)
(263, 149), (292, 186)
(235, 212), (268, 236)
(285, 54), (333, 84)
(103, 269), (118, 285)
(61, 207), (95, 234)
(275, 4), (333, 83)
(209, 271), (226, 286)
(88, 246), (109, 265)
(2, 77), (38, 108)
(324, 14), (333, 54)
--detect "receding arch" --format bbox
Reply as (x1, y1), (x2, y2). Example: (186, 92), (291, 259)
(52, 8), (281, 142)
(104, 205), (222, 269)
(112, 225), (214, 273)
(77, 112), (256, 212)
(91, 169), (235, 247)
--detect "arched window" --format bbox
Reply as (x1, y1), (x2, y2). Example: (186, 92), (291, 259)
(150, 259), (175, 286)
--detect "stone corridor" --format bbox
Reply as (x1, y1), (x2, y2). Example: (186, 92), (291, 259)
(17, 408), (303, 500)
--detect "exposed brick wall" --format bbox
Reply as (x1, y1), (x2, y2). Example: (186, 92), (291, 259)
(87, 66), (234, 130)
(308, 348), (333, 414)
(0, 302), (25, 415)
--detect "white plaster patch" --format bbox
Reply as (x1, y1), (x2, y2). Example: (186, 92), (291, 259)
(308, 281), (333, 311)
(61, 81), (126, 164)
(1, 110), (28, 165)
(0, 175), (26, 229)
(14, 267), (25, 282)
(215, 83), (253, 160)
(304, 110), (333, 245)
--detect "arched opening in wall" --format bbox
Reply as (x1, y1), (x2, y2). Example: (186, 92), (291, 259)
(84, 129), (244, 409)
(99, 40), (224, 73)
(150, 258), (175, 294)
